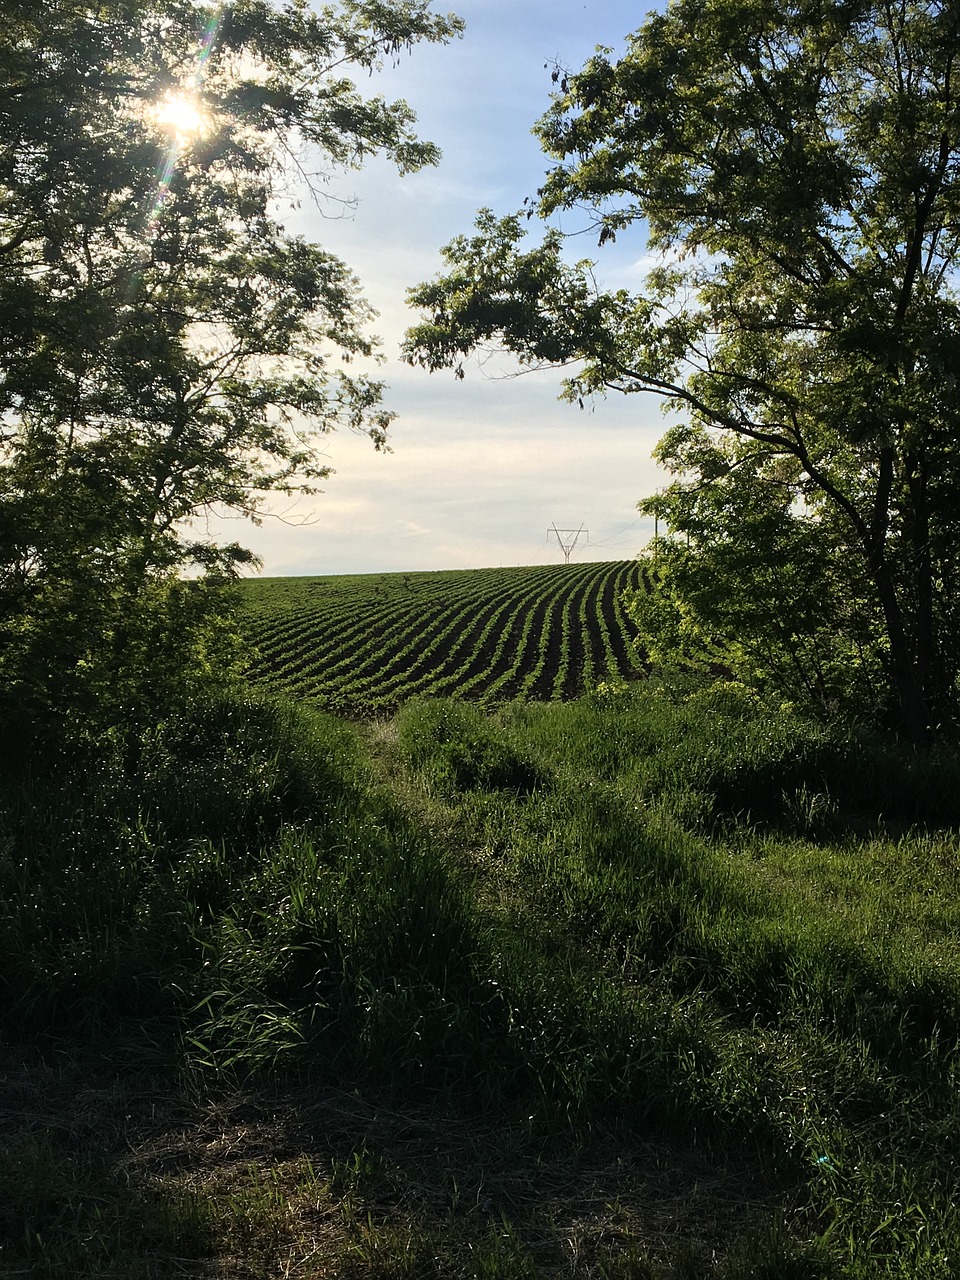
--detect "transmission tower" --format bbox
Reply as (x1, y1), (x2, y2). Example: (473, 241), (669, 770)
(548, 523), (587, 564)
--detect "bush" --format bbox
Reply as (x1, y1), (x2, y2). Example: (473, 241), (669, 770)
(395, 698), (546, 795)
(0, 695), (361, 1033)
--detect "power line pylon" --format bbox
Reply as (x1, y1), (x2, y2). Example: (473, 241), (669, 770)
(548, 523), (587, 564)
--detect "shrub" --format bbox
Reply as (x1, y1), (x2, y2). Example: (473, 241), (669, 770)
(395, 698), (546, 795)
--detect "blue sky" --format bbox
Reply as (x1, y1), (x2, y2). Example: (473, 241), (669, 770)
(232, 2), (667, 576)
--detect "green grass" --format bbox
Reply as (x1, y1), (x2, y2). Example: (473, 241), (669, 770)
(3, 685), (960, 1275)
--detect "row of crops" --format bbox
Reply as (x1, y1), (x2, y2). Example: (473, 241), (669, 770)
(238, 560), (648, 713)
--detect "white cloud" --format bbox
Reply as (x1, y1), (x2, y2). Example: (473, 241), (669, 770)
(231, 380), (664, 575)
(239, 1), (665, 576)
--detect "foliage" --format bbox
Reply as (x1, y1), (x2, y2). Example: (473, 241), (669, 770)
(626, 482), (887, 721)
(405, 0), (960, 741)
(1, 572), (251, 749)
(0, 0), (461, 734)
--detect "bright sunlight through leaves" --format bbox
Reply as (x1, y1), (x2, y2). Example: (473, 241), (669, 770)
(153, 90), (208, 139)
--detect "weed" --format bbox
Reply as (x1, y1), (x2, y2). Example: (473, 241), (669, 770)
(396, 698), (546, 795)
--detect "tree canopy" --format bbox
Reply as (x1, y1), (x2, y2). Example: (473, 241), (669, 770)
(405, 0), (960, 740)
(0, 0), (461, 734)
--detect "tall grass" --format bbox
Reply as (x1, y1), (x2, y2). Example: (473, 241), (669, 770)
(0, 695), (359, 1035)
(388, 689), (960, 1275)
(5, 685), (960, 1275)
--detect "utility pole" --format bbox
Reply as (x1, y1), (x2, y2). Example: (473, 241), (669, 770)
(548, 523), (587, 564)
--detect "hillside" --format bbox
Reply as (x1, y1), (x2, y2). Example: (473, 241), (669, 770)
(239, 560), (647, 711)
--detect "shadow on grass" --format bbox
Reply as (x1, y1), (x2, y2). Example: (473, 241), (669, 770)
(0, 1040), (802, 1280)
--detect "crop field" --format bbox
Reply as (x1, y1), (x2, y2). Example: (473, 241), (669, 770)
(239, 560), (647, 711)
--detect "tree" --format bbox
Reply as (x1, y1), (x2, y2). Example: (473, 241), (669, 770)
(405, 0), (960, 741)
(0, 0), (461, 734)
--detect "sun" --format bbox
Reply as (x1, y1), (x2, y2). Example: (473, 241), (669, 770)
(153, 90), (208, 141)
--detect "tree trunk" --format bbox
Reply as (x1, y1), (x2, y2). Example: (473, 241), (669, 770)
(868, 546), (932, 743)
(905, 455), (951, 729)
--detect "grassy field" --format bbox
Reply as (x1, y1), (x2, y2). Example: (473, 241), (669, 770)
(239, 561), (647, 712)
(3, 678), (960, 1277)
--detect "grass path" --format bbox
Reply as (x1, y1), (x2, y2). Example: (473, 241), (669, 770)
(4, 689), (960, 1276)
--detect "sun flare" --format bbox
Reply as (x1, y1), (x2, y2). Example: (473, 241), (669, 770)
(153, 90), (208, 140)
